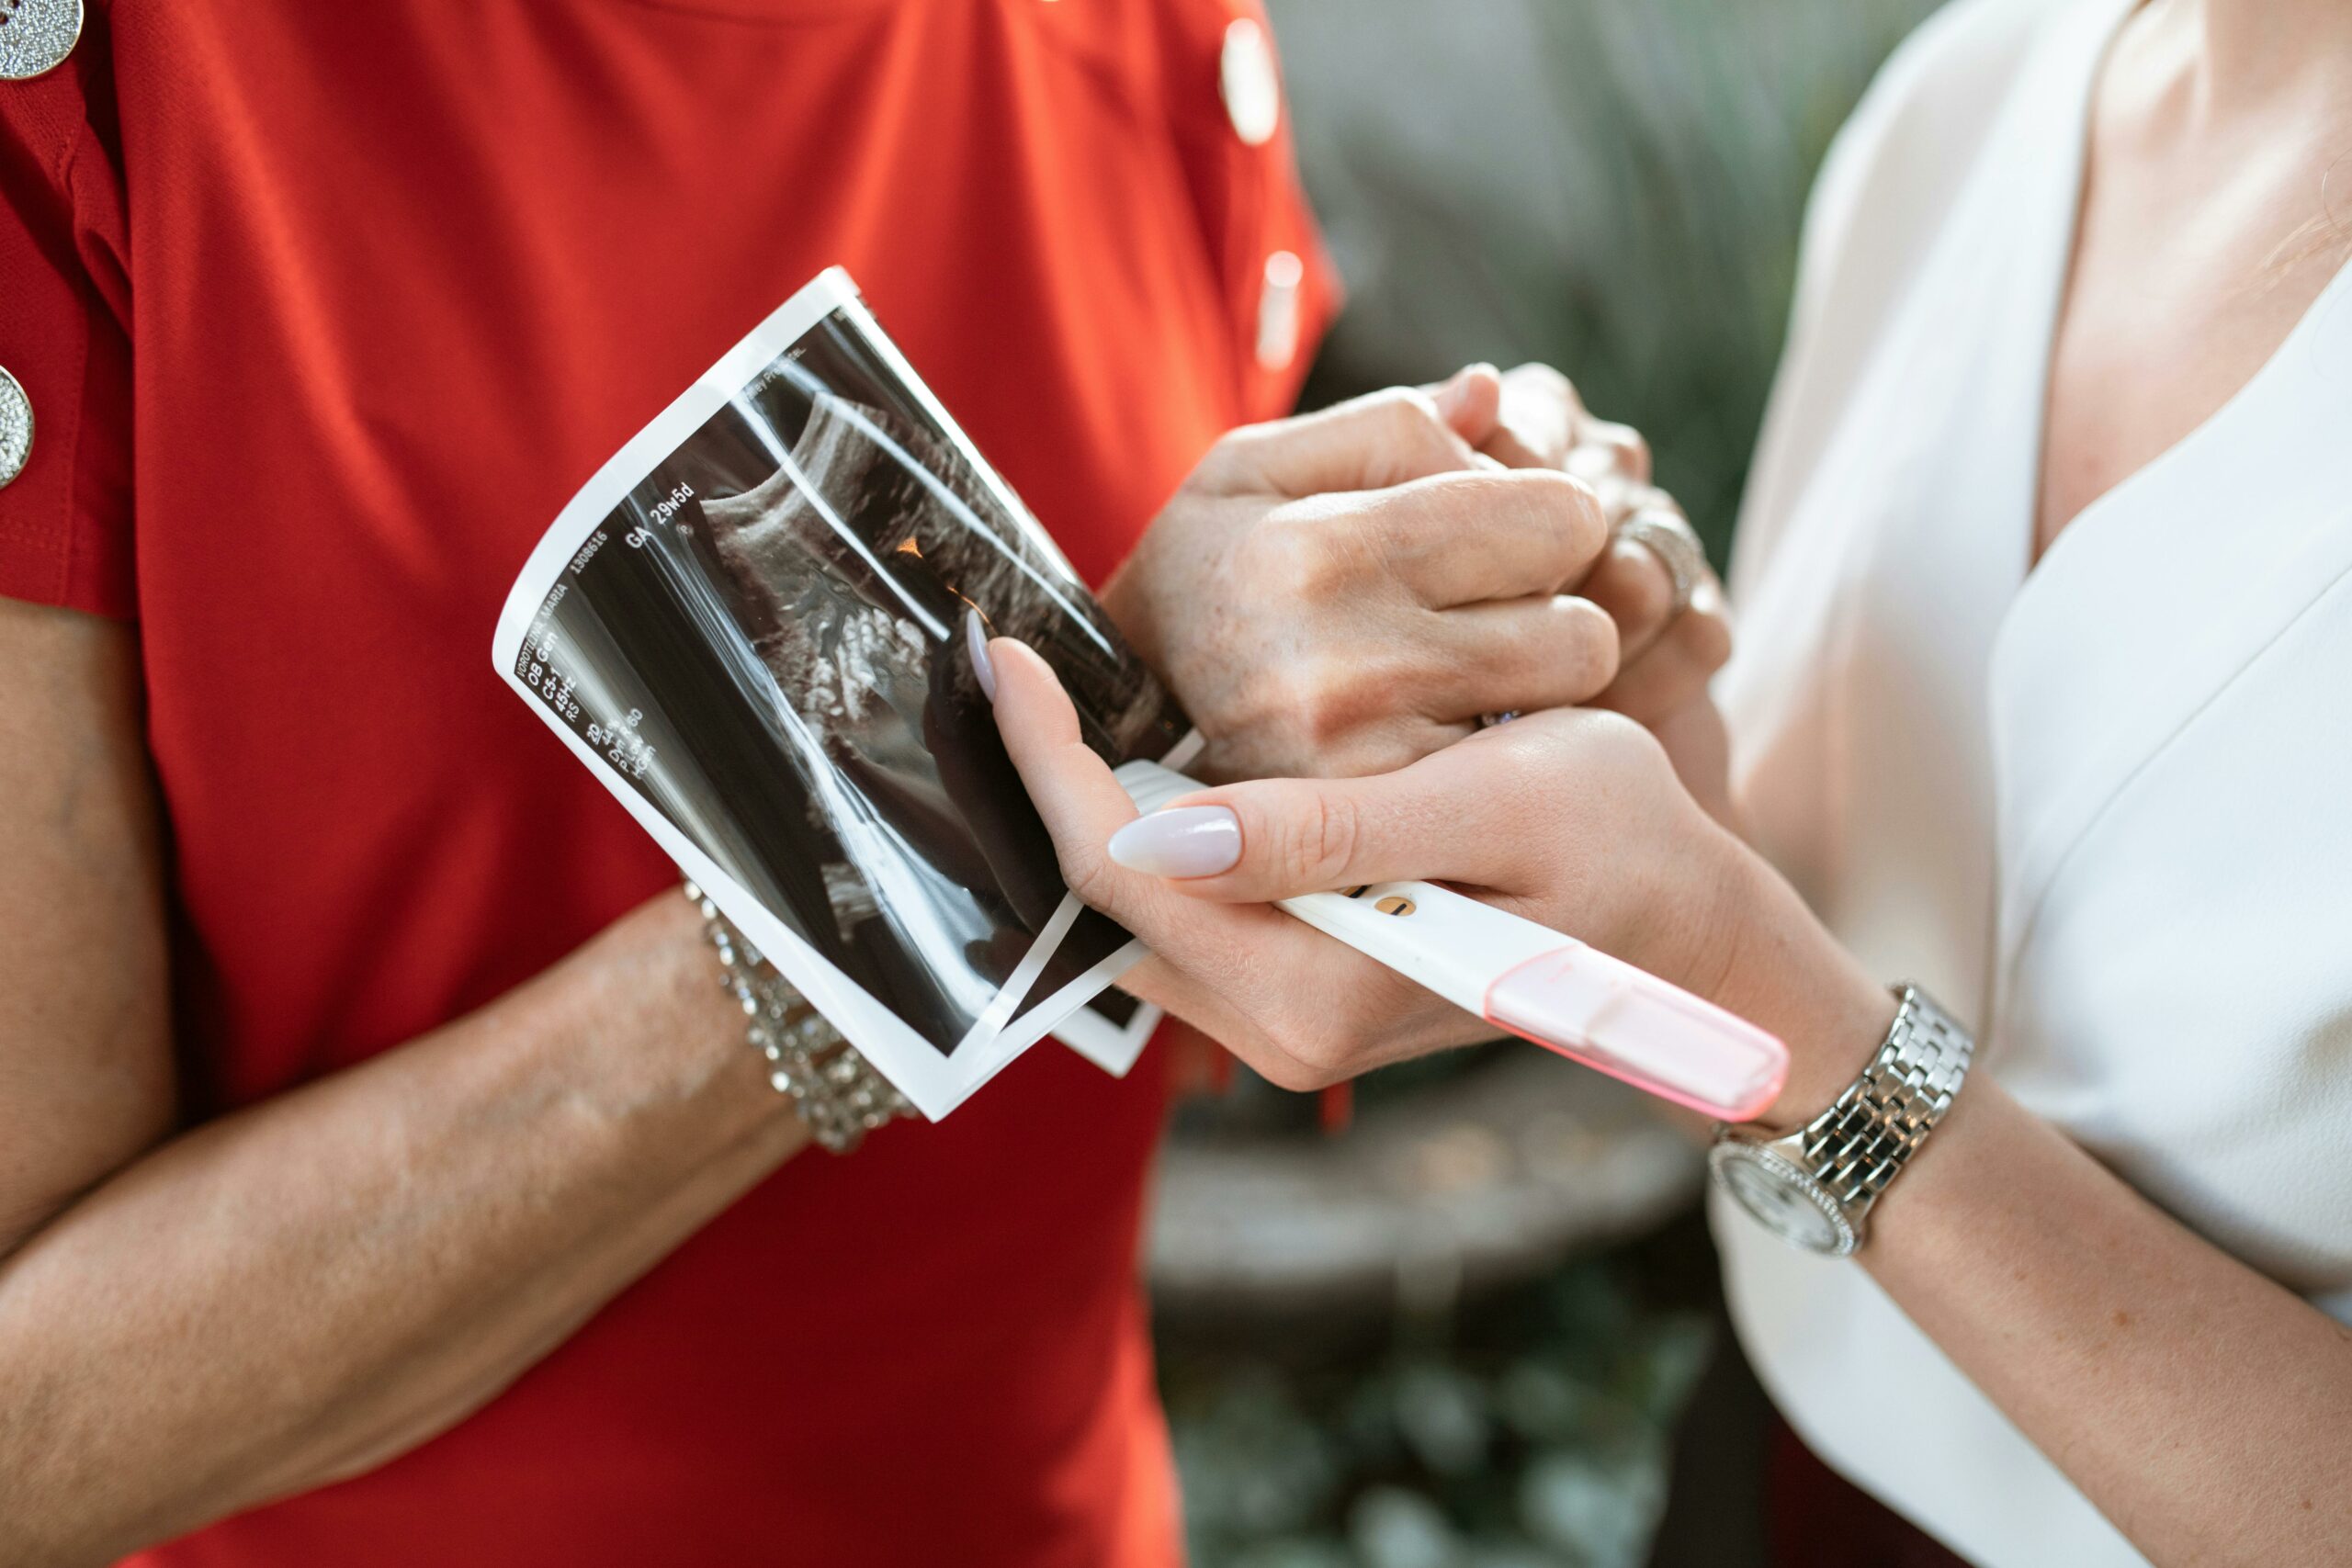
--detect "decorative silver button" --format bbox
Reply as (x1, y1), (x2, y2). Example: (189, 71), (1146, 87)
(0, 365), (32, 490)
(1255, 249), (1303, 372)
(0, 0), (83, 83)
(1219, 17), (1281, 148)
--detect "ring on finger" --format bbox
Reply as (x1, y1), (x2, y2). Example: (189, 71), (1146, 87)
(1613, 506), (1708, 616)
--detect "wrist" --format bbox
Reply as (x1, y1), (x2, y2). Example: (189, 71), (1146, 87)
(1857, 1066), (2007, 1244)
(1699, 845), (1898, 1134)
(1709, 982), (1974, 1257)
(561, 893), (799, 1139)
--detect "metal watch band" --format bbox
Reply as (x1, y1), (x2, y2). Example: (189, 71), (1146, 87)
(1791, 983), (1973, 1214)
(1710, 983), (1974, 1256)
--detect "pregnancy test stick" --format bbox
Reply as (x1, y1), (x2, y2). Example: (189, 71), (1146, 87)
(1113, 759), (1789, 1122)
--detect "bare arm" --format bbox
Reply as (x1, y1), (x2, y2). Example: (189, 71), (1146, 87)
(1708, 907), (2352, 1567)
(984, 666), (2352, 1567)
(0, 600), (808, 1566)
(1854, 1074), (2352, 1565)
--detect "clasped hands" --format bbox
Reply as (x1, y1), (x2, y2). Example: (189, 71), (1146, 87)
(1102, 364), (1730, 779)
(1000, 365), (1885, 1128)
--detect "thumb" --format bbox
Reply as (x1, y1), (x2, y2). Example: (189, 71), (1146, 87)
(984, 635), (1182, 933)
(1105, 741), (1521, 904)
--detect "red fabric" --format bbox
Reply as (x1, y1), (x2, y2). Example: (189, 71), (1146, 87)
(0, 3), (1333, 1563)
(1770, 1422), (1973, 1568)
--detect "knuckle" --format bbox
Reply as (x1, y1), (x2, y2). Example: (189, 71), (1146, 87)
(1341, 643), (1430, 709)
(1493, 713), (1585, 784)
(1684, 605), (1735, 673)
(1057, 840), (1124, 911)
(1306, 790), (1363, 885)
(1577, 705), (1662, 766)
(1516, 469), (1610, 565)
(1585, 418), (1652, 480)
(1240, 510), (1347, 600)
(1558, 596), (1623, 694)
(1197, 417), (1279, 488)
(1289, 1023), (1358, 1080)
(1258, 1050), (1336, 1093)
(1251, 1055), (1306, 1091)
(1301, 716), (1418, 777)
(1621, 432), (1654, 481)
(1614, 544), (1677, 628)
(1369, 388), (1462, 465)
(1369, 384), (1445, 430)
(1324, 729), (1429, 778)
(1269, 782), (1361, 889)
(1506, 361), (1575, 399)
(1280, 653), (1376, 748)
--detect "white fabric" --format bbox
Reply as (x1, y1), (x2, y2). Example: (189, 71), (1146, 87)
(1713, 0), (2352, 1562)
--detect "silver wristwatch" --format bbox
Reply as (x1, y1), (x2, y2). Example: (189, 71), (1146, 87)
(1708, 984), (1973, 1257)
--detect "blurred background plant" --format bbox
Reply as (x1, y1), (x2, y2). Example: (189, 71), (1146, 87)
(1166, 1263), (1710, 1568)
(1275, 0), (1943, 560)
(1153, 3), (1941, 1563)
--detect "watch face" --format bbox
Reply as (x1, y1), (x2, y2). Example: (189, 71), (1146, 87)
(1710, 1143), (1856, 1256)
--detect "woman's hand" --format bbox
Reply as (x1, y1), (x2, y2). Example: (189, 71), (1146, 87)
(988, 635), (1888, 1118)
(1102, 377), (1619, 781)
(1449, 364), (1738, 818)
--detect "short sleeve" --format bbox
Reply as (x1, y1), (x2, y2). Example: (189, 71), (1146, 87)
(0, 43), (135, 618)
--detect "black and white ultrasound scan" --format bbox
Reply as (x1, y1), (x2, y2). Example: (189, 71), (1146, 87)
(495, 270), (1190, 1117)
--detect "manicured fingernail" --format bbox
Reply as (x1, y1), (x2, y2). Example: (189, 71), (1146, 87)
(1107, 806), (1241, 878)
(964, 606), (998, 703)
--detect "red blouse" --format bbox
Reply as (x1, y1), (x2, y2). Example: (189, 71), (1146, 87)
(0, 2), (1331, 1562)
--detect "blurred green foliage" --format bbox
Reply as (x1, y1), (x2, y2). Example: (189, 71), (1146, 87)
(1161, 4), (1942, 1562)
(1272, 0), (1943, 560)
(1166, 1263), (1711, 1568)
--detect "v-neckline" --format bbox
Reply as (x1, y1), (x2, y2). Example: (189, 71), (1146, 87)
(2007, 0), (2137, 588)
(1979, 0), (2352, 1035)
(2014, 0), (2352, 587)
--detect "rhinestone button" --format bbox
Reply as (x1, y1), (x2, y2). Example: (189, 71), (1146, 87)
(0, 0), (82, 83)
(0, 366), (31, 490)
(1219, 17), (1281, 148)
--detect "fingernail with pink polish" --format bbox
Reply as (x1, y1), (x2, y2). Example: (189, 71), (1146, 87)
(1107, 807), (1241, 878)
(964, 606), (998, 703)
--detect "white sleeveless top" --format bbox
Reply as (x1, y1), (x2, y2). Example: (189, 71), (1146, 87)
(1713, 0), (2352, 1562)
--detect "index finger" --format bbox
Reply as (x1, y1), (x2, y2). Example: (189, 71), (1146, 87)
(1212, 387), (1485, 498)
(1109, 725), (1549, 903)
(1349, 468), (1610, 606)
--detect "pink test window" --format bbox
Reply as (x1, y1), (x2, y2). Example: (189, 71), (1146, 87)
(1484, 948), (1788, 1122)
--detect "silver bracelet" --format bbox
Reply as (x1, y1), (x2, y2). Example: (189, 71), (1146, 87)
(684, 883), (912, 1154)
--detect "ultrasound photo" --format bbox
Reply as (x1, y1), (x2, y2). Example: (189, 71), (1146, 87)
(494, 270), (1187, 1118)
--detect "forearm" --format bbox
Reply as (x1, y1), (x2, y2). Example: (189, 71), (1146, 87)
(1721, 869), (2352, 1566)
(0, 893), (806, 1567)
(1861, 1077), (2352, 1565)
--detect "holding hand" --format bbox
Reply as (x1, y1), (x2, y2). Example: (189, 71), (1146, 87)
(986, 635), (1886, 1123)
(1452, 362), (1738, 815)
(1104, 378), (1618, 780)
